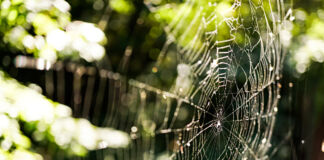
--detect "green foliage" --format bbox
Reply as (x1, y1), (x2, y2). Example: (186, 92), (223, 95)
(286, 6), (324, 73)
(0, 0), (107, 62)
(109, 0), (135, 15)
(0, 71), (130, 159)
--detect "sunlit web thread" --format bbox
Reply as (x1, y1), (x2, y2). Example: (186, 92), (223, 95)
(14, 0), (290, 159)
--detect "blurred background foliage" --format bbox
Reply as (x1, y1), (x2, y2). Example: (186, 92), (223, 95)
(0, 0), (107, 62)
(0, 0), (324, 159)
(0, 71), (130, 159)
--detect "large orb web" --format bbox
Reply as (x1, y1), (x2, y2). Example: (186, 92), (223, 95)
(121, 0), (289, 159)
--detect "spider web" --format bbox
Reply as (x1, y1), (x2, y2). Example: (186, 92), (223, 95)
(13, 0), (291, 159)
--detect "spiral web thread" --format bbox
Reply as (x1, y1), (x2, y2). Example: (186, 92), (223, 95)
(15, 0), (291, 159)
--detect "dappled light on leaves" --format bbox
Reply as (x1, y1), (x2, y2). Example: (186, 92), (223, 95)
(0, 0), (106, 62)
(0, 71), (130, 159)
